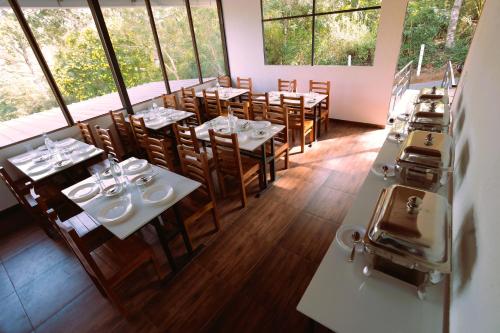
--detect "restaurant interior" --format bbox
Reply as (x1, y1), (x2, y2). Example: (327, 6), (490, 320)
(0, 0), (498, 332)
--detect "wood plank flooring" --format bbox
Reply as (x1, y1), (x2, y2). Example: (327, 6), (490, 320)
(0, 120), (386, 333)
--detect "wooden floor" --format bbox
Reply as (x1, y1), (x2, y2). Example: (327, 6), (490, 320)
(0, 121), (386, 333)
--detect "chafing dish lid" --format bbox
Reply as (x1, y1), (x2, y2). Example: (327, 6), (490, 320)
(419, 86), (445, 99)
(410, 102), (450, 126)
(367, 184), (450, 265)
(397, 130), (452, 168)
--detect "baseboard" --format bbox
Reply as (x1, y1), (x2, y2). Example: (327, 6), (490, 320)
(330, 118), (386, 129)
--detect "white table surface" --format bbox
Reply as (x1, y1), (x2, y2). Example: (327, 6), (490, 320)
(265, 91), (328, 109)
(297, 133), (449, 333)
(126, 108), (195, 131)
(194, 116), (285, 152)
(8, 138), (104, 182)
(62, 158), (200, 240)
(195, 87), (249, 101)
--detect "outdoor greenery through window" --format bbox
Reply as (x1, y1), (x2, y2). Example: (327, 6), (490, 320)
(262, 0), (382, 66)
(0, 0), (228, 147)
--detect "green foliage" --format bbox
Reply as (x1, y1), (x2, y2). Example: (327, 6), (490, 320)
(264, 18), (312, 65)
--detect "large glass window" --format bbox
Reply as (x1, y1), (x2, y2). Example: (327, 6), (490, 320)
(191, 0), (226, 81)
(21, 6), (123, 122)
(0, 8), (67, 146)
(151, 0), (200, 91)
(101, 1), (166, 105)
(261, 0), (382, 66)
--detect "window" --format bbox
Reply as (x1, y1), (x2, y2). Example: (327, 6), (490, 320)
(191, 0), (226, 81)
(101, 1), (167, 105)
(151, 0), (200, 92)
(21, 6), (123, 122)
(261, 0), (382, 66)
(0, 8), (67, 146)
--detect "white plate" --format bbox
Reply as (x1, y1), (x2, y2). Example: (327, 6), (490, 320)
(371, 163), (396, 178)
(141, 184), (174, 207)
(97, 196), (133, 225)
(252, 121), (271, 130)
(27, 163), (52, 176)
(237, 120), (252, 132)
(56, 138), (76, 148)
(146, 117), (164, 126)
(251, 129), (268, 140)
(130, 172), (156, 186)
(33, 154), (52, 164)
(237, 133), (249, 142)
(68, 183), (100, 203)
(102, 183), (125, 198)
(335, 224), (366, 253)
(53, 159), (73, 169)
(74, 145), (95, 156)
(122, 159), (149, 175)
(11, 153), (35, 164)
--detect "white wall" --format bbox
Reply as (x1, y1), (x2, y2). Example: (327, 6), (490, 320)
(221, 0), (409, 126)
(449, 1), (500, 331)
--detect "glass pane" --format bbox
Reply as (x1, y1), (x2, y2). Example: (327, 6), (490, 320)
(151, 0), (200, 92)
(0, 8), (67, 147)
(191, 1), (226, 81)
(263, 17), (312, 65)
(314, 9), (380, 66)
(316, 0), (381, 14)
(262, 0), (313, 19)
(101, 1), (166, 105)
(22, 6), (122, 122)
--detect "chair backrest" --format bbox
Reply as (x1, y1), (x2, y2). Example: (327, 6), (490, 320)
(218, 75), (231, 88)
(237, 77), (253, 92)
(224, 101), (250, 120)
(278, 79), (297, 92)
(281, 95), (305, 129)
(129, 115), (149, 149)
(110, 110), (135, 149)
(0, 166), (31, 207)
(95, 125), (121, 161)
(177, 145), (216, 203)
(172, 123), (201, 153)
(208, 129), (243, 180)
(145, 136), (175, 170)
(309, 80), (331, 109)
(162, 94), (179, 109)
(203, 90), (222, 119)
(180, 88), (201, 126)
(248, 92), (269, 121)
(264, 105), (289, 145)
(77, 121), (97, 146)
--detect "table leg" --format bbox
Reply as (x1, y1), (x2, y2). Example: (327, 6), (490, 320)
(173, 204), (193, 254)
(269, 137), (276, 182)
(313, 105), (319, 142)
(260, 142), (268, 190)
(152, 218), (177, 271)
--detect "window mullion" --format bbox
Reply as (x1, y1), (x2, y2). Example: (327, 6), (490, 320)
(185, 0), (203, 84)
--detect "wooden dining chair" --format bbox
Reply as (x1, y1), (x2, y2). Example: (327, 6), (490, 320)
(95, 125), (123, 161)
(129, 115), (150, 150)
(281, 95), (313, 153)
(203, 90), (223, 119)
(248, 92), (269, 120)
(309, 80), (331, 132)
(180, 88), (202, 126)
(46, 209), (161, 316)
(209, 129), (263, 208)
(264, 105), (290, 169)
(174, 146), (220, 249)
(162, 94), (179, 109)
(173, 123), (214, 169)
(145, 136), (176, 170)
(110, 110), (137, 154)
(77, 121), (97, 146)
(224, 101), (250, 120)
(237, 77), (253, 92)
(0, 166), (58, 238)
(278, 79), (297, 92)
(217, 75), (231, 88)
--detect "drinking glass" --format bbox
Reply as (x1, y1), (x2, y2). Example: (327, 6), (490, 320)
(89, 165), (105, 192)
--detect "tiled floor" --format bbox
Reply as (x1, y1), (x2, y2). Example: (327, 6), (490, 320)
(0, 121), (386, 333)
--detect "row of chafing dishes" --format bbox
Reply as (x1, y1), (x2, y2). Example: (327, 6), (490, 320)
(362, 87), (452, 299)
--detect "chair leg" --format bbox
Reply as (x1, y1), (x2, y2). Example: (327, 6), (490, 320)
(150, 255), (163, 280)
(239, 179), (247, 208)
(291, 129), (295, 143)
(218, 173), (226, 198)
(301, 132), (305, 153)
(284, 149), (289, 169)
(105, 286), (129, 318)
(211, 207), (220, 231)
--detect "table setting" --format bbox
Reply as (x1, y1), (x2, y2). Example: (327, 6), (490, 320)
(131, 105), (194, 130)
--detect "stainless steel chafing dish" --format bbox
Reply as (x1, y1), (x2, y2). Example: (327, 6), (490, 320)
(408, 101), (450, 133)
(363, 184), (451, 299)
(396, 130), (452, 191)
(418, 86), (445, 101)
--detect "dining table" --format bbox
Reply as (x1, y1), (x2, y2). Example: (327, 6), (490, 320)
(61, 157), (201, 270)
(8, 137), (104, 183)
(194, 116), (285, 190)
(195, 87), (249, 101)
(265, 91), (328, 140)
(126, 107), (195, 131)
